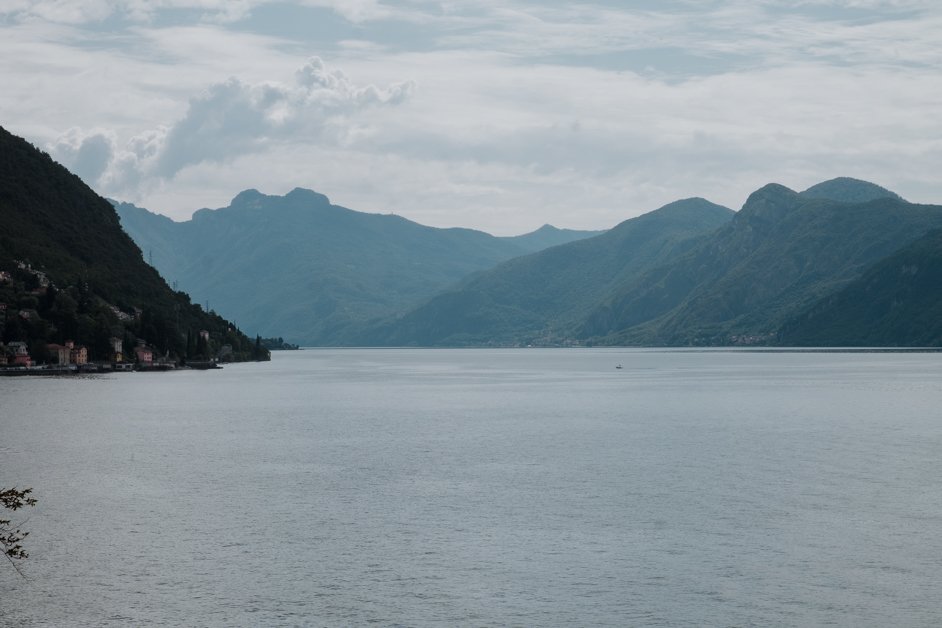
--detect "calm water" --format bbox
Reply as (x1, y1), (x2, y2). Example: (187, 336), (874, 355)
(2, 349), (941, 627)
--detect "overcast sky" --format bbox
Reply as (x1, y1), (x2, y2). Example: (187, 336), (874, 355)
(1, 1), (940, 234)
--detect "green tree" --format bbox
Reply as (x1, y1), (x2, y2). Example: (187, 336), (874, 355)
(1, 487), (36, 576)
(195, 332), (209, 359)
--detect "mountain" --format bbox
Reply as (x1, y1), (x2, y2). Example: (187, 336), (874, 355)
(800, 177), (902, 204)
(366, 177), (942, 347)
(114, 191), (600, 345)
(585, 179), (942, 345)
(501, 224), (605, 252)
(0, 125), (267, 364)
(361, 198), (734, 346)
(779, 229), (942, 346)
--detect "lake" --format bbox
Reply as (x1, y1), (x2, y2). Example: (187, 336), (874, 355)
(2, 349), (942, 626)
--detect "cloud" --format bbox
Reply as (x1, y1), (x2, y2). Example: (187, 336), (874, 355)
(51, 56), (415, 190)
(1, 0), (423, 25)
(2, 0), (255, 24)
(8, 0), (942, 232)
(51, 128), (117, 184)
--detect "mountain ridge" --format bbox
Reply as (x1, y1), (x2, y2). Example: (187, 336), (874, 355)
(363, 177), (942, 347)
(114, 189), (602, 344)
(355, 197), (735, 346)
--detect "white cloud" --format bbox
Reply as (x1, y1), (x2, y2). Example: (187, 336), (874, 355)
(2, 0), (256, 24)
(50, 127), (117, 183)
(0, 0), (428, 24)
(48, 56), (415, 193)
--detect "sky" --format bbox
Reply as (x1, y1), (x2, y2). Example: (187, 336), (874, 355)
(1, 1), (940, 235)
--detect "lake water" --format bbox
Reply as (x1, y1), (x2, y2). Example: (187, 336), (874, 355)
(2, 349), (942, 627)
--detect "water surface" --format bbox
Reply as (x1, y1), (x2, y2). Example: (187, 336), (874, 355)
(2, 349), (941, 626)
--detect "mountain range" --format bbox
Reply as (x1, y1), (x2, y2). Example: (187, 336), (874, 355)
(361, 178), (942, 347)
(114, 173), (942, 348)
(361, 198), (735, 346)
(580, 179), (942, 345)
(113, 190), (601, 344)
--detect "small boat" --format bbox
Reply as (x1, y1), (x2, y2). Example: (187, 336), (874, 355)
(615, 364), (623, 369)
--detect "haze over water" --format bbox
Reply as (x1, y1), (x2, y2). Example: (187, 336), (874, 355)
(2, 349), (942, 626)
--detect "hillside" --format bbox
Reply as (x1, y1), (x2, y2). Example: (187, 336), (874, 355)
(114, 191), (600, 345)
(364, 177), (942, 347)
(586, 180), (942, 345)
(778, 229), (942, 346)
(362, 198), (734, 346)
(0, 125), (267, 365)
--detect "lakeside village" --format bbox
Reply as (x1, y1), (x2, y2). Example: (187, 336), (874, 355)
(0, 332), (224, 375)
(1, 262), (255, 376)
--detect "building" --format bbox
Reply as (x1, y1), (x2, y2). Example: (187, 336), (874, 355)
(70, 344), (88, 365)
(47, 343), (72, 365)
(134, 343), (153, 364)
(110, 337), (124, 362)
(9, 341), (31, 367)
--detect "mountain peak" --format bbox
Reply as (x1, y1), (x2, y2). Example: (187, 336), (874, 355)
(644, 197), (734, 223)
(231, 188), (266, 207)
(657, 197), (725, 212)
(732, 183), (803, 228)
(285, 187), (331, 206)
(800, 177), (903, 204)
(746, 183), (799, 203)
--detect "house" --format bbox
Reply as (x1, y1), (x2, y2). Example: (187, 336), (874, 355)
(199, 330), (210, 341)
(47, 343), (72, 365)
(134, 343), (153, 364)
(110, 337), (124, 362)
(9, 341), (31, 367)
(70, 344), (88, 365)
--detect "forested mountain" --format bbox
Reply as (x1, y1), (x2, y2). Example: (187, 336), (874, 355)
(0, 125), (267, 364)
(369, 178), (942, 347)
(779, 229), (942, 346)
(114, 190), (600, 345)
(799, 177), (902, 204)
(359, 198), (734, 346)
(584, 181), (942, 344)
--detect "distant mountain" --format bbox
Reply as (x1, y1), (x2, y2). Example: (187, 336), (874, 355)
(501, 224), (605, 252)
(0, 125), (266, 364)
(365, 177), (942, 347)
(586, 179), (942, 345)
(363, 198), (734, 346)
(114, 190), (600, 345)
(779, 229), (942, 346)
(800, 177), (902, 204)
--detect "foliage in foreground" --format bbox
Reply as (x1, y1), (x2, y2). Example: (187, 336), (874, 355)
(1, 487), (36, 575)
